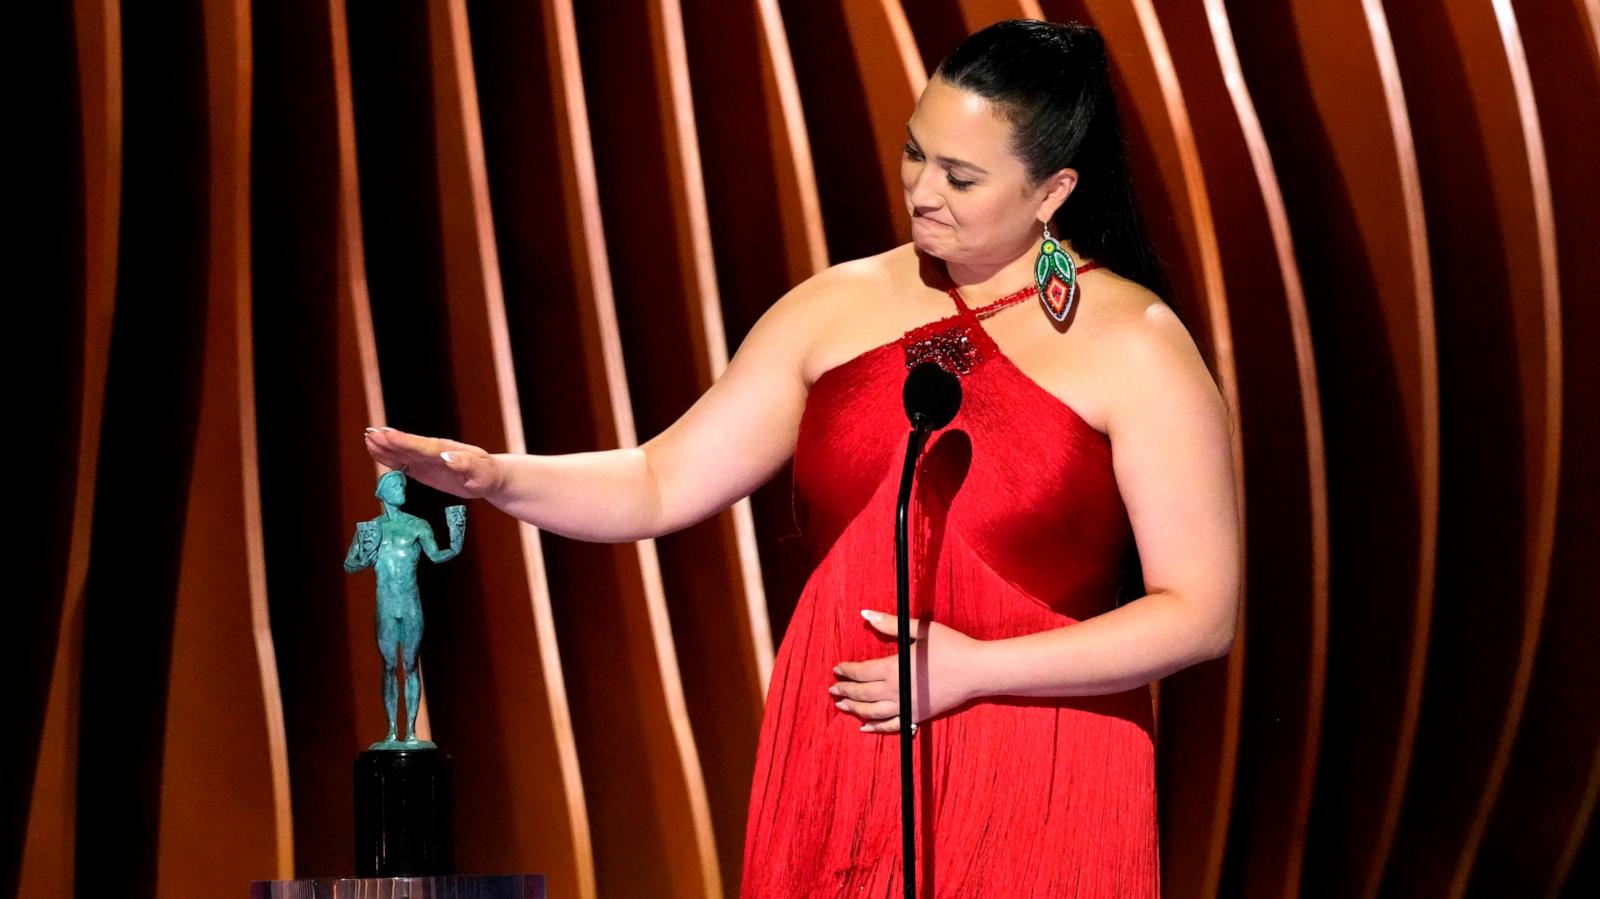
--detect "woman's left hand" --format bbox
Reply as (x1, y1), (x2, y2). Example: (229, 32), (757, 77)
(831, 610), (989, 734)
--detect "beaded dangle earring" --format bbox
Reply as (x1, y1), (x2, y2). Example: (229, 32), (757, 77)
(1034, 224), (1080, 323)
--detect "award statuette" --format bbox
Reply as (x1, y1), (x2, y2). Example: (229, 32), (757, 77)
(343, 469), (466, 876)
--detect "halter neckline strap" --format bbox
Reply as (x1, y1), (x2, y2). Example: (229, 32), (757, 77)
(946, 260), (1101, 318)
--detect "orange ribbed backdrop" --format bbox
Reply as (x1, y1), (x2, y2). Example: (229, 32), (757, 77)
(15, 1), (1598, 898)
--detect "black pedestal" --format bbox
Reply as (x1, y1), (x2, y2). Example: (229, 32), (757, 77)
(354, 749), (454, 876)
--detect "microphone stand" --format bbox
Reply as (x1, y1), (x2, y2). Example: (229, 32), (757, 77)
(893, 361), (959, 898)
(895, 412), (934, 899)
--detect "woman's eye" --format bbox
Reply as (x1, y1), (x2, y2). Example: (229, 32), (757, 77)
(903, 141), (972, 190)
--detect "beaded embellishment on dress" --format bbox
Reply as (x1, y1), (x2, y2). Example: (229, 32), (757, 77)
(901, 282), (1038, 375)
(904, 324), (980, 375)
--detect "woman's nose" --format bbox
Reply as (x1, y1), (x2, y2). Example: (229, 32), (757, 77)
(906, 163), (942, 212)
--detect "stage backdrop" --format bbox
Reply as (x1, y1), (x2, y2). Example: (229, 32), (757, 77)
(14, 1), (1598, 897)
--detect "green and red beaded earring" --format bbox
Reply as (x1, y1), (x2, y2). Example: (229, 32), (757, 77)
(1034, 224), (1080, 323)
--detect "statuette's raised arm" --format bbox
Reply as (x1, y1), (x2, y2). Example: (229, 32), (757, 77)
(422, 505), (466, 564)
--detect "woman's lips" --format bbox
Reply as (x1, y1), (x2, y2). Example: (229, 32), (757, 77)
(912, 215), (951, 228)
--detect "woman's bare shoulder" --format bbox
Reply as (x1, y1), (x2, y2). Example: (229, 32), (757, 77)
(1084, 275), (1226, 432)
(1081, 274), (1195, 362)
(752, 245), (922, 379)
(776, 244), (911, 313)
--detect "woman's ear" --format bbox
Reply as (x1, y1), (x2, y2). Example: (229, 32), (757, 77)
(1036, 167), (1079, 223)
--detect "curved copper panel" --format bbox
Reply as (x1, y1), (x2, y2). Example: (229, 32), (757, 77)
(1470, 2), (1600, 896)
(250, 0), (416, 876)
(901, 0), (969, 71)
(463, 1), (719, 895)
(154, 0), (295, 893)
(754, 0), (831, 289)
(841, 1), (925, 238)
(901, 2), (1054, 71)
(17, 1), (121, 895)
(675, 0), (812, 677)
(679, 0), (824, 659)
(1563, 827), (1600, 898)
(15, 6), (92, 885)
(1225, 2), (1440, 897)
(665, 0), (864, 883)
(1151, 2), (1333, 897)
(959, 0), (1046, 27)
(777, 0), (923, 263)
(577, 1), (768, 870)
(343, 1), (596, 894)
(67, 2), (285, 893)
(326, 0), (424, 796)
(1378, 2), (1561, 897)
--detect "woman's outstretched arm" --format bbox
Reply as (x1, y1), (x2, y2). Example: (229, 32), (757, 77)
(363, 274), (831, 543)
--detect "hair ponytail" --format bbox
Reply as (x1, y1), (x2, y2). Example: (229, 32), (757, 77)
(935, 19), (1172, 300)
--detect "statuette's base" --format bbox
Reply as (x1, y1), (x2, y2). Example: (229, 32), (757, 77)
(368, 738), (438, 751)
(354, 749), (453, 876)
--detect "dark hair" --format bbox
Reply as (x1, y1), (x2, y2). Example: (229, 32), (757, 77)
(935, 20), (1171, 299)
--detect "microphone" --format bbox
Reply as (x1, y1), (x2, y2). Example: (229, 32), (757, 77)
(903, 361), (962, 432)
(893, 361), (962, 899)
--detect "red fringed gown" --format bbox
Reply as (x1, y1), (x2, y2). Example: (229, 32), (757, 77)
(740, 284), (1160, 897)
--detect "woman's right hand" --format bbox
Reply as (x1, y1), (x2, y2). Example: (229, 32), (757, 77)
(364, 427), (504, 501)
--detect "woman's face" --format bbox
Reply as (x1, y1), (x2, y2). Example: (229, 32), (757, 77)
(901, 77), (1071, 266)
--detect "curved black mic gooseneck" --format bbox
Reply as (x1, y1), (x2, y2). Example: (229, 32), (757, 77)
(895, 362), (962, 899)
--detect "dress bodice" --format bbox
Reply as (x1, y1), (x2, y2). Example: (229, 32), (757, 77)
(792, 288), (1136, 623)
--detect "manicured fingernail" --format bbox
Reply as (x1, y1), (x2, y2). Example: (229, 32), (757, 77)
(861, 609), (877, 621)
(827, 685), (840, 696)
(835, 700), (847, 710)
(860, 724), (873, 732)
(379, 426), (394, 431)
(440, 452), (455, 463)
(365, 427), (377, 434)
(832, 666), (843, 676)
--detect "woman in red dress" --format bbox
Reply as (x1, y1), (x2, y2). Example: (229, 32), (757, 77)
(366, 19), (1239, 898)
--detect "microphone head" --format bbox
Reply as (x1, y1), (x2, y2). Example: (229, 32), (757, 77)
(903, 362), (963, 431)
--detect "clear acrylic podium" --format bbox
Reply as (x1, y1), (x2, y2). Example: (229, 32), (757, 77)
(249, 874), (545, 898)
